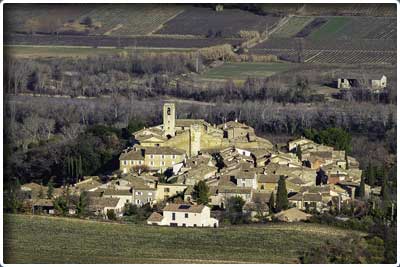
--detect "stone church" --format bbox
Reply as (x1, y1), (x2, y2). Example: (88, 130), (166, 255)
(119, 102), (273, 173)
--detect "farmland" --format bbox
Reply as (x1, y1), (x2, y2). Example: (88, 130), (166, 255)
(4, 214), (366, 264)
(5, 34), (243, 49)
(4, 4), (185, 36)
(260, 3), (396, 17)
(251, 13), (396, 65)
(201, 62), (295, 81)
(272, 16), (313, 38)
(4, 45), (197, 59)
(309, 16), (396, 40)
(156, 6), (282, 37)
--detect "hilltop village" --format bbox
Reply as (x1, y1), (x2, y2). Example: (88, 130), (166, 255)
(19, 102), (375, 227)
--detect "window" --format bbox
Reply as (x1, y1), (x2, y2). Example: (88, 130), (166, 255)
(185, 213), (188, 218)
(148, 197), (152, 202)
(161, 161), (165, 166)
(124, 160), (127, 165)
(172, 212), (176, 221)
(173, 155), (176, 159)
(164, 188), (170, 193)
(167, 107), (171, 115)
(130, 160), (134, 165)
(138, 160), (142, 165)
(162, 155), (165, 159)
(151, 161), (154, 166)
(150, 154), (154, 159)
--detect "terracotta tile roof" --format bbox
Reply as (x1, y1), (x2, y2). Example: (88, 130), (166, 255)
(218, 187), (252, 194)
(163, 203), (205, 213)
(33, 199), (54, 207)
(88, 197), (120, 209)
(144, 146), (186, 155)
(119, 149), (145, 160)
(176, 119), (206, 127)
(258, 174), (280, 183)
(147, 212), (164, 222)
(103, 189), (132, 196)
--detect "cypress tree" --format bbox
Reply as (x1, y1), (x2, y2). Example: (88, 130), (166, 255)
(380, 170), (389, 202)
(38, 182), (45, 199)
(345, 151), (349, 170)
(359, 177), (365, 200)
(194, 180), (210, 205)
(47, 179), (54, 199)
(276, 175), (288, 212)
(268, 192), (275, 214)
(366, 162), (375, 186)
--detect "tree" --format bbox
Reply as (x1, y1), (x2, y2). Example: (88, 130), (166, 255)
(193, 180), (210, 205)
(268, 192), (275, 214)
(276, 175), (289, 212)
(76, 191), (88, 216)
(296, 145), (302, 161)
(380, 173), (389, 204)
(359, 177), (365, 200)
(53, 196), (68, 216)
(38, 182), (45, 199)
(47, 179), (54, 199)
(107, 209), (117, 220)
(226, 196), (246, 224)
(366, 163), (375, 186)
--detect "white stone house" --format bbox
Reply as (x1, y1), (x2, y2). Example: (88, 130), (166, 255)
(147, 203), (219, 227)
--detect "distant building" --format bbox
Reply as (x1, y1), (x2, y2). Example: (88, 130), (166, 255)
(147, 203), (218, 227)
(336, 75), (387, 91)
(215, 4), (223, 12)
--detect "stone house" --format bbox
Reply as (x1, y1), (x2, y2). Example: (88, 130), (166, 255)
(257, 173), (280, 191)
(147, 203), (218, 227)
(119, 146), (186, 173)
(88, 197), (125, 217)
(155, 183), (187, 201)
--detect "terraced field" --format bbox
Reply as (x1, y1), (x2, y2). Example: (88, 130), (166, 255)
(251, 14), (396, 65)
(157, 6), (282, 37)
(272, 16), (313, 38)
(4, 4), (185, 36)
(259, 3), (396, 17)
(5, 34), (243, 49)
(76, 4), (185, 35)
(4, 4), (94, 33)
(309, 16), (396, 40)
(4, 214), (365, 264)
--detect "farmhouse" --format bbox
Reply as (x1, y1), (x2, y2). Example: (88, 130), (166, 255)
(336, 74), (387, 91)
(147, 203), (219, 227)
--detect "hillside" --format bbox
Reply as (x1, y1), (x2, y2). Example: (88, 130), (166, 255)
(4, 214), (366, 264)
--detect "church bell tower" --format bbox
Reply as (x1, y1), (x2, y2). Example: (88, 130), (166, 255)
(163, 103), (176, 137)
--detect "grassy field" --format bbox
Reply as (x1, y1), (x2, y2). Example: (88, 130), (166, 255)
(4, 214), (365, 264)
(4, 45), (195, 58)
(201, 62), (295, 81)
(309, 17), (350, 40)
